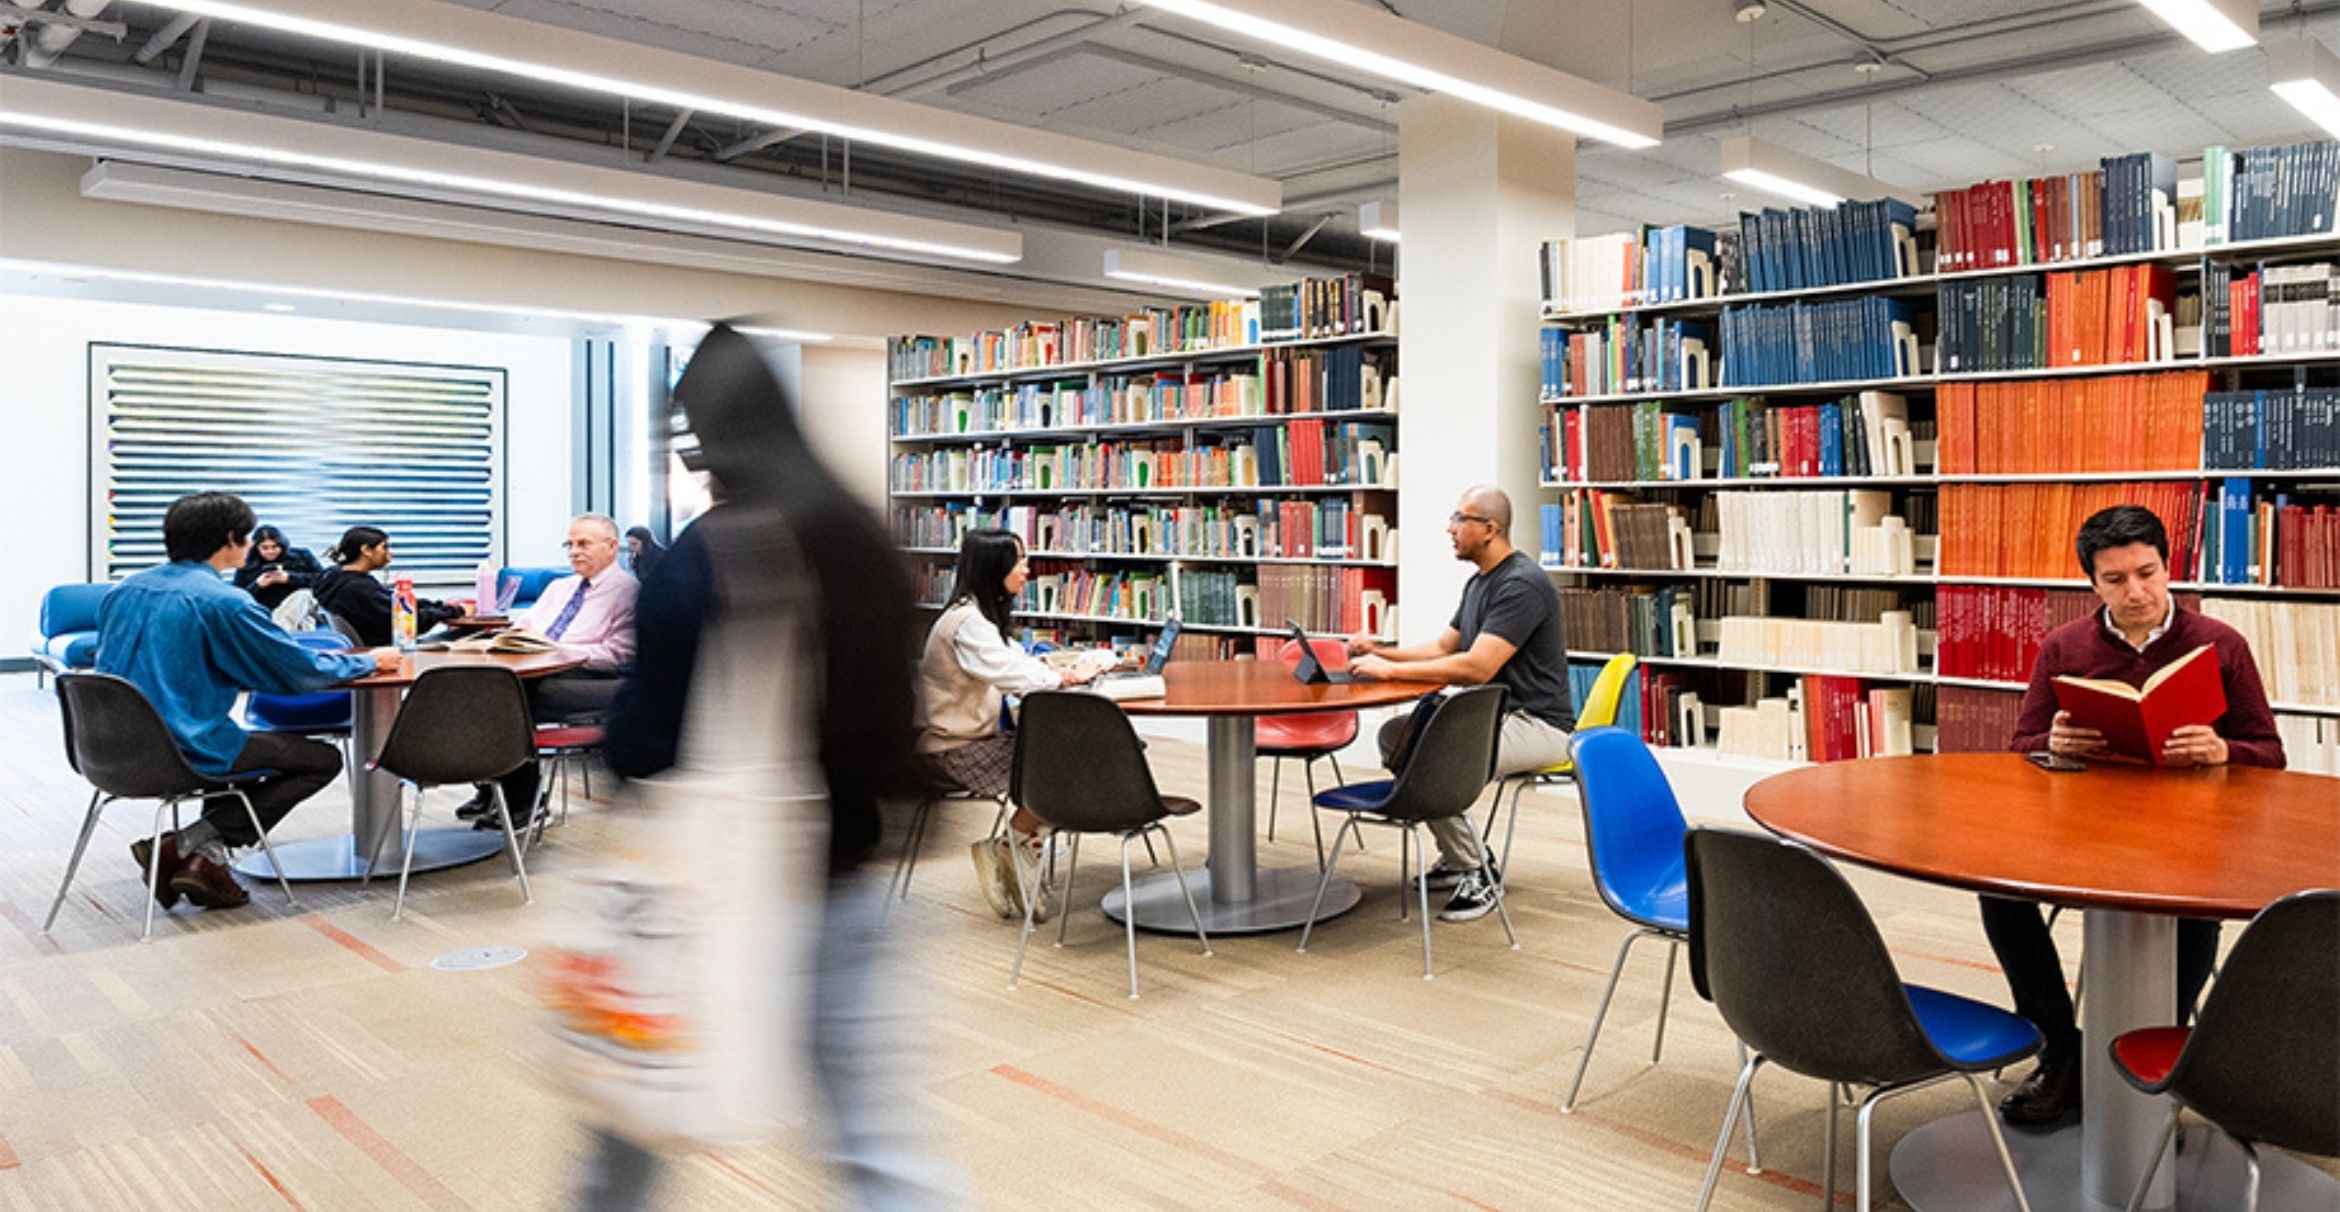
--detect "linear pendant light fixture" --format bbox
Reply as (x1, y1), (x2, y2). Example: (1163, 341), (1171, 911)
(1134, 0), (1663, 149)
(130, 0), (1283, 215)
(2134, 0), (2258, 53)
(1357, 200), (1399, 243)
(0, 74), (1024, 263)
(1103, 247), (1262, 297)
(2269, 37), (2340, 138)
(1719, 135), (1902, 209)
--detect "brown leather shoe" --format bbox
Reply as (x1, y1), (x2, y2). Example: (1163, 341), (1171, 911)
(1999, 1056), (2082, 1126)
(128, 833), (185, 910)
(168, 853), (250, 910)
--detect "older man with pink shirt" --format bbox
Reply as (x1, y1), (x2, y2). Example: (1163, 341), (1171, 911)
(455, 512), (638, 828)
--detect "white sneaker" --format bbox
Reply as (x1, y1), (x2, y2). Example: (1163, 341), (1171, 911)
(1007, 831), (1050, 925)
(970, 837), (1016, 919)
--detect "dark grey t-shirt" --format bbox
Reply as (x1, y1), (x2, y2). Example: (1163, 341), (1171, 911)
(1451, 550), (1575, 731)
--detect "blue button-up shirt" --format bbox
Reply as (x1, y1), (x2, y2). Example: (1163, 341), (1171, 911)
(96, 560), (378, 776)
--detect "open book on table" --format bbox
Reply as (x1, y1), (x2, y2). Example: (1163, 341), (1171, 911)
(2051, 643), (2226, 765)
(449, 627), (562, 655)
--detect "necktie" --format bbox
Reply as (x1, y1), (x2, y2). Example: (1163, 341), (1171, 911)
(545, 578), (591, 641)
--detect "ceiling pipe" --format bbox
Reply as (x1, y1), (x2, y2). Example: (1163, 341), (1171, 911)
(14, 0), (113, 69)
(131, 9), (197, 63)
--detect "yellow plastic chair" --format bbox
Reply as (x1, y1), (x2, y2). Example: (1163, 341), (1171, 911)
(1481, 652), (1637, 874)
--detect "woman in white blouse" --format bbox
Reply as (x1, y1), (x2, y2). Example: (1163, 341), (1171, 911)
(915, 529), (1094, 919)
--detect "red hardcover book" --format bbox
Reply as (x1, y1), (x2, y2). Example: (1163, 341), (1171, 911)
(2052, 644), (2227, 765)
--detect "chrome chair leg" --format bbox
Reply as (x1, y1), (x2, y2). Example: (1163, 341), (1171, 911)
(1396, 821), (1411, 921)
(1302, 758), (1326, 871)
(1653, 939), (1680, 1063)
(1564, 926), (1658, 1111)
(1695, 1051), (1765, 1212)
(1857, 1086), (1885, 1212)
(1156, 825), (1210, 958)
(1296, 817), (1357, 953)
(1499, 775), (1535, 877)
(1266, 755), (1282, 841)
(887, 796), (933, 905)
(360, 788), (402, 888)
(491, 787), (534, 905)
(44, 789), (105, 933)
(231, 789), (297, 909)
(2240, 1135), (2262, 1212)
(391, 783), (423, 922)
(1963, 1073), (2034, 1212)
(1056, 833), (1082, 947)
(1739, 1040), (1763, 1173)
(2123, 1106), (2183, 1212)
(1119, 835), (1140, 999)
(1008, 843), (1044, 990)
(142, 798), (173, 941)
(1412, 823), (1434, 980)
(1480, 841), (1518, 949)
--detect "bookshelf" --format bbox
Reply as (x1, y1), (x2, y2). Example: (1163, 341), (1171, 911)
(1536, 145), (2340, 775)
(887, 278), (1402, 656)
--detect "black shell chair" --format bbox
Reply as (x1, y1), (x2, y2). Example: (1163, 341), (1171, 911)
(1297, 684), (1512, 979)
(1008, 691), (1210, 999)
(48, 673), (300, 940)
(1686, 828), (2041, 1212)
(360, 665), (537, 920)
(2107, 889), (2338, 1212)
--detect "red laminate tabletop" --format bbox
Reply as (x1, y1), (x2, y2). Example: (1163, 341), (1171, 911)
(1743, 753), (2340, 919)
(342, 649), (585, 690)
(1116, 660), (1441, 718)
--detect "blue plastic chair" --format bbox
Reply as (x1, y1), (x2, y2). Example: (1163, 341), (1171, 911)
(30, 582), (110, 687)
(1687, 828), (2040, 1212)
(243, 632), (356, 764)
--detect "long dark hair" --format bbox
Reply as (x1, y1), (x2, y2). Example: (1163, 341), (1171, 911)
(245, 524), (289, 565)
(329, 526), (388, 566)
(672, 323), (925, 872)
(949, 529), (1024, 637)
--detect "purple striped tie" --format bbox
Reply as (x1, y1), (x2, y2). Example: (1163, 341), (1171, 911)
(545, 579), (590, 640)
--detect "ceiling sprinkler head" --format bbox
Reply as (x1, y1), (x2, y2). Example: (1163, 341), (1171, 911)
(1854, 55), (1886, 75)
(1734, 0), (1766, 23)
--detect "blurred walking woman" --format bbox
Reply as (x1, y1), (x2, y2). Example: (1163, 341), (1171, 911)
(578, 323), (957, 1211)
(915, 528), (1091, 921)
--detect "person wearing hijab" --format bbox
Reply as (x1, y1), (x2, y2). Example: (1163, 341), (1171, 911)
(578, 324), (953, 1210)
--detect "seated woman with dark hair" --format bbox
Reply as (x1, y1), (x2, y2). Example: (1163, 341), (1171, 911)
(916, 528), (1098, 922)
(311, 526), (464, 646)
(624, 525), (665, 579)
(233, 525), (325, 628)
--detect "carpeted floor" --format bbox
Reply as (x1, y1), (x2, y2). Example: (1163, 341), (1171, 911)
(0, 671), (2317, 1210)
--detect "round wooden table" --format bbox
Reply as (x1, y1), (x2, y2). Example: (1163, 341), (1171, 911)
(236, 649), (585, 883)
(1746, 753), (2340, 1212)
(1104, 660), (1440, 935)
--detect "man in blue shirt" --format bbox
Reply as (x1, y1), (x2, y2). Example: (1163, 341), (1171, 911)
(96, 493), (396, 910)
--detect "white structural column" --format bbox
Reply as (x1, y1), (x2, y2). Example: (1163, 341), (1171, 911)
(1395, 95), (1574, 622)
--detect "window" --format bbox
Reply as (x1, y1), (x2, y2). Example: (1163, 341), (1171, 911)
(91, 345), (505, 587)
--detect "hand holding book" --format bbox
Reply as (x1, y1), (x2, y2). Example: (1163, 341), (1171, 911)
(2049, 644), (2228, 766)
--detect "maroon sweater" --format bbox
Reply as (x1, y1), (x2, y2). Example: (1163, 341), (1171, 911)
(2009, 607), (2286, 768)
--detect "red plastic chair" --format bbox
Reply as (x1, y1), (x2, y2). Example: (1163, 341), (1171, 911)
(527, 722), (603, 845)
(1257, 637), (1359, 869)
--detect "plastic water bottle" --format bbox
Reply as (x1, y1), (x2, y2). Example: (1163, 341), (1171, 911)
(474, 559), (498, 619)
(392, 576), (418, 650)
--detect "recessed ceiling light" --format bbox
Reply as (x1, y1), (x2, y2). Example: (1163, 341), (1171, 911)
(1134, 0), (1663, 149)
(2270, 37), (2340, 139)
(2134, 0), (2258, 53)
(133, 0), (1282, 215)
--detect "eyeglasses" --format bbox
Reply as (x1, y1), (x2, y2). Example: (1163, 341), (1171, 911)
(1448, 512), (1495, 527)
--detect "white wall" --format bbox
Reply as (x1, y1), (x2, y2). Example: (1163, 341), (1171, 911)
(0, 293), (574, 645)
(798, 344), (890, 513)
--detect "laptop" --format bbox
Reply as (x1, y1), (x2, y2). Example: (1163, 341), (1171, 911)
(1092, 618), (1180, 700)
(1287, 621), (1361, 684)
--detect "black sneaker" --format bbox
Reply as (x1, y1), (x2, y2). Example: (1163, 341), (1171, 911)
(1438, 871), (1498, 923)
(453, 793), (496, 821)
(1410, 859), (1494, 893)
(473, 804), (539, 833)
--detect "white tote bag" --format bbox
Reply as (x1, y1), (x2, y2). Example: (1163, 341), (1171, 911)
(541, 599), (829, 1149)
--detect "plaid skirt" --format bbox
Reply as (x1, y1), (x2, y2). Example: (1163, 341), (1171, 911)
(927, 735), (1014, 800)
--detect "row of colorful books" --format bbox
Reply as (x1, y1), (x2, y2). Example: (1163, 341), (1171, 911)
(1718, 296), (1919, 387)
(1542, 392), (1919, 483)
(892, 500), (1392, 564)
(2201, 261), (2340, 356)
(1933, 264), (2174, 371)
(1935, 371), (2209, 474)
(1172, 565), (1395, 637)
(1538, 316), (1714, 399)
(1538, 201), (1920, 312)
(890, 422), (1394, 493)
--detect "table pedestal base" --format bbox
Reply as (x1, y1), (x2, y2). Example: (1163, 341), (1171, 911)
(233, 828), (509, 882)
(1891, 1113), (2340, 1212)
(1103, 867), (1360, 935)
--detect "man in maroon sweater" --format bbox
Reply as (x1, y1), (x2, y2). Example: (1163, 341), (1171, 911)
(1989, 504), (2286, 1126)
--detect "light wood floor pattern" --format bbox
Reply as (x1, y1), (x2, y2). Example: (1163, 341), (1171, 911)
(0, 674), (2317, 1209)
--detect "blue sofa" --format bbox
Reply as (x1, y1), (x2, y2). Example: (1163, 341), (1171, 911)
(30, 583), (110, 686)
(499, 566), (569, 614)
